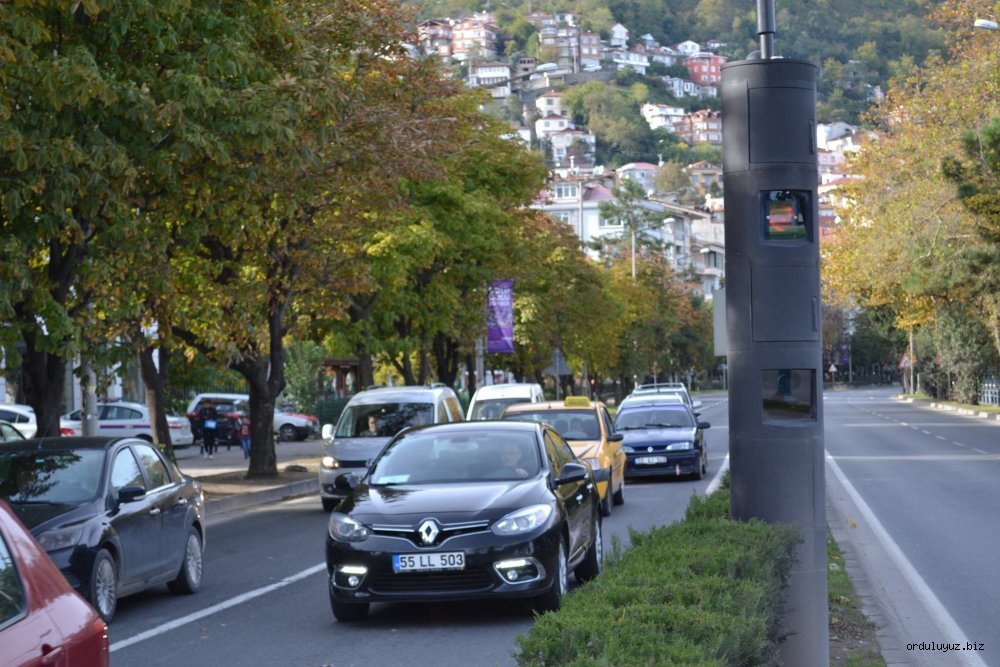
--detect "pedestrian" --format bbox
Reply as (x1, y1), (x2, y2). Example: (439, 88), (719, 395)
(239, 414), (251, 460)
(199, 398), (219, 459)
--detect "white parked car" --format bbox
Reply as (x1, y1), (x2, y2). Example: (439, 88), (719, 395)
(0, 404), (38, 438)
(60, 401), (195, 447)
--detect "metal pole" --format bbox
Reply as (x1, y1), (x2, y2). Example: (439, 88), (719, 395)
(631, 228), (636, 280)
(757, 0), (776, 59)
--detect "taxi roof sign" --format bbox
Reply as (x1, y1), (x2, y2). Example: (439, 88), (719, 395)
(563, 396), (591, 407)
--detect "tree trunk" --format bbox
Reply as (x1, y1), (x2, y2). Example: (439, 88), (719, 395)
(356, 347), (374, 389)
(21, 333), (67, 438)
(139, 343), (174, 461)
(432, 333), (461, 388)
(465, 353), (477, 395)
(243, 358), (279, 478)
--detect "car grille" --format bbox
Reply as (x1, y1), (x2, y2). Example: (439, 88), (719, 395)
(370, 521), (491, 547)
(337, 460), (369, 468)
(369, 568), (494, 593)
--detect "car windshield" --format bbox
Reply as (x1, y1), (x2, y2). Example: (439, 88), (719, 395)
(336, 403), (434, 438)
(615, 406), (694, 430)
(369, 431), (541, 484)
(469, 398), (529, 420)
(501, 409), (600, 440)
(0, 450), (105, 504)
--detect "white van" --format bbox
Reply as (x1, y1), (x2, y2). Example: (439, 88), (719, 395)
(466, 383), (544, 420)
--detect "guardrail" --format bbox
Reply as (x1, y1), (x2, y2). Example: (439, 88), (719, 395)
(980, 376), (1000, 406)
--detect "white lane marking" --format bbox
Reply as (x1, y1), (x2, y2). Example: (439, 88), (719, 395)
(973, 448), (989, 455)
(110, 563), (327, 652)
(705, 454), (729, 496)
(825, 455), (988, 667)
(936, 435), (946, 441)
(953, 442), (966, 448)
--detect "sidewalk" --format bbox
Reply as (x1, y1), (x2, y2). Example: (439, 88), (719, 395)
(174, 438), (325, 516)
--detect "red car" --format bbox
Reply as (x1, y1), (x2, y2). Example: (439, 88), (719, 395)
(0, 499), (109, 667)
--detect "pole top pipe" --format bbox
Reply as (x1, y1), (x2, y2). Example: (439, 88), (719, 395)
(757, 0), (776, 59)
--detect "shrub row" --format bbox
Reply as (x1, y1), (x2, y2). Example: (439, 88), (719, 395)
(516, 487), (800, 666)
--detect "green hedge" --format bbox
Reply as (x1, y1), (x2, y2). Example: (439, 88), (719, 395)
(516, 487), (800, 666)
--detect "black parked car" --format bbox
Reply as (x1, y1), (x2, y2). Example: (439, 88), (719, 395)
(325, 420), (603, 621)
(614, 399), (710, 480)
(0, 437), (206, 621)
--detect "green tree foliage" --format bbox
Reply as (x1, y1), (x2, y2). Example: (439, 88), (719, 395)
(931, 303), (999, 403)
(0, 0), (291, 436)
(823, 0), (1000, 398)
(345, 107), (549, 387)
(283, 340), (329, 414)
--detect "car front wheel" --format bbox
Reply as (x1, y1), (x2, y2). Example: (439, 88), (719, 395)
(534, 541), (568, 613)
(612, 474), (625, 506)
(278, 424), (299, 442)
(89, 548), (118, 622)
(574, 514), (603, 582)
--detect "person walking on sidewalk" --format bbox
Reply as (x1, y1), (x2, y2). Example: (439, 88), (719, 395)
(199, 399), (219, 459)
(239, 415), (251, 460)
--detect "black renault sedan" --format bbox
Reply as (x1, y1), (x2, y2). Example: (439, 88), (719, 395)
(615, 399), (711, 480)
(325, 421), (602, 621)
(0, 437), (206, 621)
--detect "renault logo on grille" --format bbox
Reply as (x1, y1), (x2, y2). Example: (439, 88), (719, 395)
(647, 446), (654, 453)
(418, 519), (440, 545)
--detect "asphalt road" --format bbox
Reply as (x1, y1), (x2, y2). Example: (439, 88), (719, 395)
(825, 388), (999, 667)
(107, 397), (731, 667)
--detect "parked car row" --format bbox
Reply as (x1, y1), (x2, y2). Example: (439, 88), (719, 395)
(5, 393), (319, 447)
(318, 381), (710, 623)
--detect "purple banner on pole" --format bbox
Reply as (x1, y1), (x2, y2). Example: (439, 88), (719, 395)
(486, 279), (515, 354)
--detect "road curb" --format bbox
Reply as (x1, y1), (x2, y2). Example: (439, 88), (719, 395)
(205, 478), (319, 516)
(893, 395), (1000, 422)
(827, 499), (913, 666)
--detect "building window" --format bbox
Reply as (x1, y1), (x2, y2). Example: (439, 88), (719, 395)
(598, 216), (621, 228)
(553, 183), (577, 199)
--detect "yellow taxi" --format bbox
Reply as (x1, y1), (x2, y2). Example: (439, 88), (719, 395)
(500, 396), (626, 516)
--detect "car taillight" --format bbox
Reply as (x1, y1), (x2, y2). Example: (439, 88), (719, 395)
(60, 427), (74, 437)
(169, 423), (182, 429)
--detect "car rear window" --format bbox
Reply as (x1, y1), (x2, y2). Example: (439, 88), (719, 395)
(469, 397), (530, 420)
(501, 409), (600, 440)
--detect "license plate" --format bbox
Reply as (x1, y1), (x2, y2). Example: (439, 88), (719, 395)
(635, 456), (668, 465)
(392, 552), (465, 572)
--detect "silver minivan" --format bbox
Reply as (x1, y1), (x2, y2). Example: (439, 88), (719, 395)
(318, 385), (464, 511)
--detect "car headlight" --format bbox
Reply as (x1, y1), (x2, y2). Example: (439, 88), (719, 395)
(328, 513), (370, 542)
(321, 456), (340, 469)
(622, 445), (635, 453)
(665, 442), (694, 451)
(492, 504), (553, 536)
(37, 524), (85, 552)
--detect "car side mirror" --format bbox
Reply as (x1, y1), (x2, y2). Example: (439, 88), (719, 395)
(608, 432), (624, 442)
(556, 462), (588, 485)
(118, 486), (146, 503)
(697, 421), (711, 430)
(692, 400), (703, 409)
(334, 473), (358, 492)
(321, 424), (335, 441)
